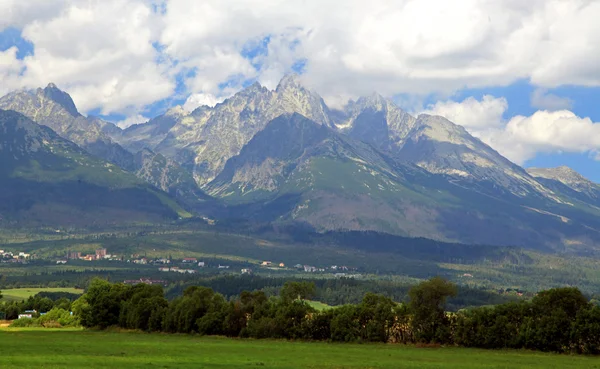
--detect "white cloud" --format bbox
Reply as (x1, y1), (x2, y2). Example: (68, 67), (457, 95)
(3, 0), (175, 116)
(530, 88), (573, 111)
(0, 0), (67, 29)
(424, 96), (600, 164)
(1, 0), (600, 117)
(421, 95), (507, 130)
(157, 0), (600, 107)
(0, 47), (24, 96)
(183, 93), (223, 112)
(501, 111), (600, 162)
(115, 114), (149, 129)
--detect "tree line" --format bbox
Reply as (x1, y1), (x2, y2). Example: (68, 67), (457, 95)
(67, 277), (600, 354)
(0, 292), (76, 320)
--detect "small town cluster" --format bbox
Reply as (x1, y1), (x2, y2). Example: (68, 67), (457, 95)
(0, 249), (32, 263)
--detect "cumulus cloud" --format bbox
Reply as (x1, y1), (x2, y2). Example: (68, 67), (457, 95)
(183, 93), (223, 112)
(530, 88), (573, 111)
(1, 0), (600, 117)
(0, 47), (24, 96)
(0, 0), (67, 29)
(421, 95), (507, 130)
(2, 0), (174, 116)
(424, 96), (600, 164)
(115, 114), (150, 129)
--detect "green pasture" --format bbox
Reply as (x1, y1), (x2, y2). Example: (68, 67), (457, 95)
(0, 330), (597, 369)
(306, 300), (334, 311)
(0, 287), (83, 302)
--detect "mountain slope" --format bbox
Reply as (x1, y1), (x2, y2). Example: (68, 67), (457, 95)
(0, 109), (189, 226)
(207, 113), (600, 250)
(113, 106), (186, 154)
(0, 85), (208, 210)
(396, 114), (558, 201)
(528, 166), (600, 206)
(208, 113), (447, 236)
(134, 148), (211, 205)
(0, 84), (135, 171)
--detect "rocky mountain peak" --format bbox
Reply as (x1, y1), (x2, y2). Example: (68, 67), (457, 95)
(275, 74), (302, 92)
(165, 105), (188, 117)
(272, 74), (332, 127)
(413, 114), (471, 144)
(40, 83), (80, 117)
(527, 166), (595, 187)
(354, 92), (388, 110)
(238, 81), (270, 97)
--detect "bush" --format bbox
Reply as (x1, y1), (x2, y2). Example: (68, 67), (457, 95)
(38, 308), (79, 327)
(9, 318), (38, 328)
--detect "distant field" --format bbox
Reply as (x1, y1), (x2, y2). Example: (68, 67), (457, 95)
(306, 300), (334, 311)
(0, 287), (83, 302)
(0, 330), (597, 369)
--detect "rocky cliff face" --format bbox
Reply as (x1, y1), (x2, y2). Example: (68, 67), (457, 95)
(134, 148), (210, 206)
(528, 166), (600, 205)
(395, 114), (559, 201)
(146, 75), (334, 186)
(528, 166), (598, 194)
(340, 93), (417, 151)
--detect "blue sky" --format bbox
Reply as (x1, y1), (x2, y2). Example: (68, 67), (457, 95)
(1, 1), (600, 181)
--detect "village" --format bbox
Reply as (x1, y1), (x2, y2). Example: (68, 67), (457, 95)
(1, 247), (362, 282)
(0, 249), (32, 263)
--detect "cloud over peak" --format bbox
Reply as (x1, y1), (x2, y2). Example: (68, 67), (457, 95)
(0, 0), (599, 117)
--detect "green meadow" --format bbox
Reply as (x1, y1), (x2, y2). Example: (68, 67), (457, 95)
(0, 288), (83, 302)
(0, 329), (597, 369)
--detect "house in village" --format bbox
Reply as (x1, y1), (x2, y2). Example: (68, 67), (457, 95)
(304, 265), (317, 273)
(95, 248), (107, 259)
(67, 251), (81, 259)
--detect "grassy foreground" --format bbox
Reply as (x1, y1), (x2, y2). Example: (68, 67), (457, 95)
(0, 330), (598, 369)
(0, 287), (83, 302)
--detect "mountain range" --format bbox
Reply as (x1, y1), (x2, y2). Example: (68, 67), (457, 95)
(1, 76), (600, 252)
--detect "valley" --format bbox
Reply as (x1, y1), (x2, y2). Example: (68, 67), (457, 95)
(2, 225), (600, 299)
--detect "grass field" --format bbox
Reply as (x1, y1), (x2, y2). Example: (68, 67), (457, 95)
(306, 300), (334, 311)
(0, 287), (83, 302)
(0, 330), (597, 369)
